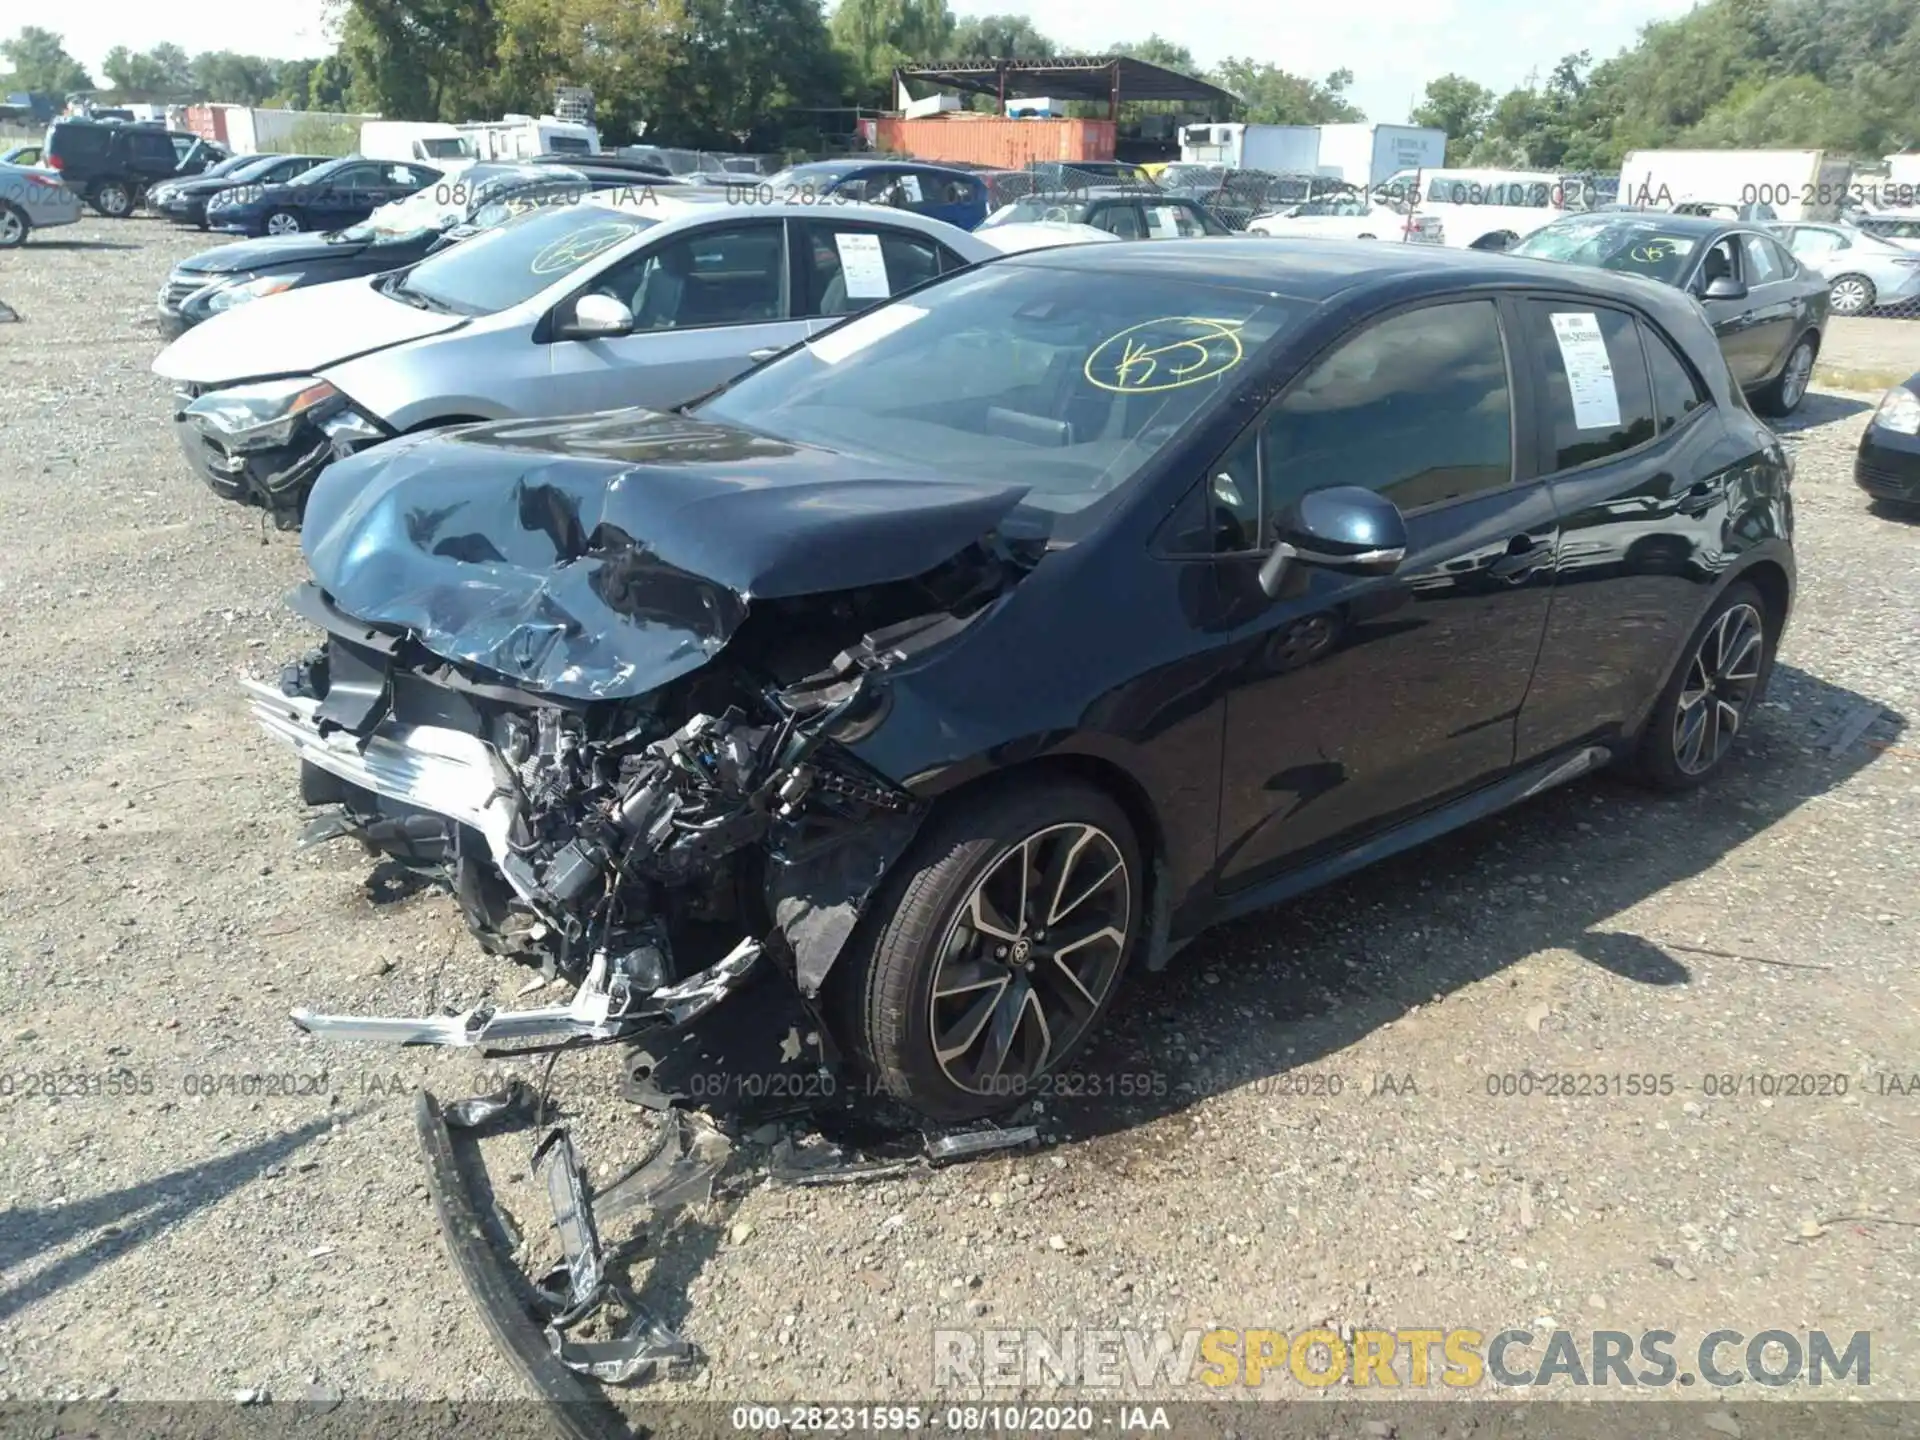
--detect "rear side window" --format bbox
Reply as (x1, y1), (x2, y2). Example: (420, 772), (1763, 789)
(1523, 301), (1656, 471)
(1740, 233), (1786, 284)
(129, 131), (177, 164)
(799, 221), (950, 317)
(50, 125), (109, 158)
(1641, 323), (1710, 433)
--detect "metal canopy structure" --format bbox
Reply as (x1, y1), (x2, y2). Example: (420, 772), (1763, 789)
(894, 55), (1237, 120)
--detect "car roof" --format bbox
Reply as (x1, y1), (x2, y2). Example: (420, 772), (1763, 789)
(1002, 234), (1723, 309)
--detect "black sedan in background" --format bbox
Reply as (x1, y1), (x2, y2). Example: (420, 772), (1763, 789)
(148, 152), (330, 228)
(158, 162), (615, 336)
(265, 240), (1793, 1124)
(1509, 212), (1828, 417)
(1856, 374), (1920, 509)
(203, 155), (441, 237)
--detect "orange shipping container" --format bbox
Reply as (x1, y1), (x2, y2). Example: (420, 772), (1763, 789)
(875, 116), (1116, 170)
(182, 104), (229, 145)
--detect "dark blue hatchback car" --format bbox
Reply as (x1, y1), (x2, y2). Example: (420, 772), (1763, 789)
(205, 155), (443, 237)
(752, 160), (989, 230)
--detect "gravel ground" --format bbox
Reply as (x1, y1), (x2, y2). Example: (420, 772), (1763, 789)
(1, 218), (1917, 1413)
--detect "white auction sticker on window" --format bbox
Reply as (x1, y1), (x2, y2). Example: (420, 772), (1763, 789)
(806, 303), (927, 365)
(834, 231), (891, 299)
(898, 173), (923, 202)
(1144, 205), (1180, 238)
(1549, 311), (1621, 430)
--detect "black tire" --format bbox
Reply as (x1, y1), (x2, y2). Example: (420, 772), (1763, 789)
(1631, 581), (1774, 792)
(1751, 332), (1817, 418)
(833, 778), (1143, 1123)
(1827, 274), (1874, 317)
(0, 203), (28, 248)
(90, 180), (134, 218)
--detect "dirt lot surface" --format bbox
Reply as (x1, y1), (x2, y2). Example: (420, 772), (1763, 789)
(1, 219), (1917, 1416)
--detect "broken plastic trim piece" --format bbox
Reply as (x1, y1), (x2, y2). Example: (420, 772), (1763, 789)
(767, 1123), (1040, 1186)
(413, 1091), (632, 1440)
(532, 1124), (697, 1386)
(289, 937), (763, 1049)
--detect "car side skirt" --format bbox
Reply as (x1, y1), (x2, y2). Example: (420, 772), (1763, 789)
(1191, 743), (1614, 937)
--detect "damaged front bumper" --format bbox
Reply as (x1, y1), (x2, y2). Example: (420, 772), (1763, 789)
(171, 385), (386, 526)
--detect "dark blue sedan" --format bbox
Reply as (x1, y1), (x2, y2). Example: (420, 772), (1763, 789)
(204, 155), (443, 237)
(753, 160), (989, 230)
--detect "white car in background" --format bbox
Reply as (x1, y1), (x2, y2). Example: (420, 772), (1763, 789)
(1375, 167), (1584, 250)
(1246, 193), (1443, 244)
(151, 191), (998, 522)
(1773, 220), (1920, 315)
(973, 221), (1120, 254)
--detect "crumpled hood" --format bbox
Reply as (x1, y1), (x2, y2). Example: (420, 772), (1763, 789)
(302, 408), (1030, 700)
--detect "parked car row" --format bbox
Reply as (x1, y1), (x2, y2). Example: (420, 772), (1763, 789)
(152, 233), (1812, 1143)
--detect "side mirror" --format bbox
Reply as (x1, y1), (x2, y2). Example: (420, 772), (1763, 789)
(1257, 485), (1408, 598)
(558, 291), (634, 339)
(1702, 275), (1748, 301)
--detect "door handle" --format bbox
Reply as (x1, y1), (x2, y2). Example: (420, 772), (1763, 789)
(748, 346), (781, 362)
(1487, 535), (1552, 580)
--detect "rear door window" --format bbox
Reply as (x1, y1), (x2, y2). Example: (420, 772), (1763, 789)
(129, 131), (178, 166)
(1521, 301), (1657, 472)
(798, 220), (954, 317)
(1089, 203), (1145, 239)
(1640, 322), (1711, 434)
(1740, 233), (1785, 284)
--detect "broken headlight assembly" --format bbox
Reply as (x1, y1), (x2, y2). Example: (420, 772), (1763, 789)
(181, 375), (346, 453)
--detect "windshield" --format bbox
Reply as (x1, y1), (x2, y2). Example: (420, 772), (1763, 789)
(338, 164), (554, 243)
(198, 153), (260, 180)
(764, 164), (854, 193)
(390, 202), (657, 314)
(980, 198), (1092, 227)
(695, 263), (1302, 529)
(285, 158), (342, 187)
(1508, 217), (1701, 284)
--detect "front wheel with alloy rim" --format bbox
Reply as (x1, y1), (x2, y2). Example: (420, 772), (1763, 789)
(1752, 334), (1816, 417)
(264, 210), (302, 235)
(1634, 582), (1773, 791)
(0, 204), (27, 248)
(1828, 274), (1875, 316)
(90, 181), (133, 218)
(835, 779), (1142, 1123)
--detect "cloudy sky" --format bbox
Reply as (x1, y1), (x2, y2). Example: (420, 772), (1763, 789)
(48, 0), (1702, 122)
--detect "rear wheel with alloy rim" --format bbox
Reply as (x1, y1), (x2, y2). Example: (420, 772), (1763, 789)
(90, 181), (133, 217)
(0, 204), (27, 247)
(836, 779), (1141, 1122)
(1634, 582), (1772, 790)
(1828, 274), (1874, 316)
(1753, 335), (1816, 417)
(265, 210), (302, 235)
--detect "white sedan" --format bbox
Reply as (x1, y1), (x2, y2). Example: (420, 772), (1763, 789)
(1246, 195), (1443, 244)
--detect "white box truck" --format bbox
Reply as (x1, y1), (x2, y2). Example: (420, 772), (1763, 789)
(1179, 122), (1321, 173)
(1618, 149), (1852, 221)
(1314, 123), (1447, 187)
(360, 121), (479, 171)
(458, 114), (600, 161)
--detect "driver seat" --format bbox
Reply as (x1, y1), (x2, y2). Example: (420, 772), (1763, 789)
(631, 245), (691, 329)
(1701, 244), (1734, 286)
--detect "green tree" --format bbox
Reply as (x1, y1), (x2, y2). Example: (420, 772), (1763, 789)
(103, 43), (192, 94)
(1, 27), (94, 93)
(188, 51), (283, 105)
(333, 0), (505, 120)
(1412, 73), (1494, 155)
(946, 14), (1053, 60)
(665, 0), (846, 147)
(829, 0), (953, 102)
(1211, 59), (1362, 124)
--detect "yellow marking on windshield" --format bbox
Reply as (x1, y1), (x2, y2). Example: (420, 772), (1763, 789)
(530, 221), (636, 275)
(1085, 317), (1246, 394)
